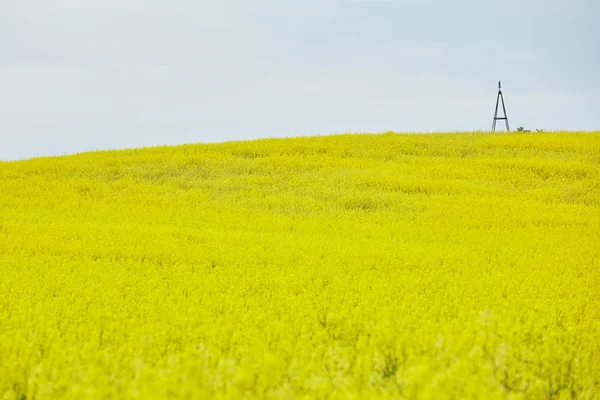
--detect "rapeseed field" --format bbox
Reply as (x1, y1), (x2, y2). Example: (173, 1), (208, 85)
(1, 132), (599, 399)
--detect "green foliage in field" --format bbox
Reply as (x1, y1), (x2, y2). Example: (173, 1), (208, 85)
(1, 132), (599, 399)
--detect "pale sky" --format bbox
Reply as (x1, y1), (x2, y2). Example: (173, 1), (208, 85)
(1, 0), (599, 161)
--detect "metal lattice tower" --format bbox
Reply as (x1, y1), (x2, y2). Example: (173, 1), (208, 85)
(492, 81), (510, 131)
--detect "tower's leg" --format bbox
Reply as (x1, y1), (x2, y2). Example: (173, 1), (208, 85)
(500, 93), (510, 131)
(492, 93), (500, 131)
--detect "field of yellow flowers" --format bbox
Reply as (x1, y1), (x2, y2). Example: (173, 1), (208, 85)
(1, 132), (599, 399)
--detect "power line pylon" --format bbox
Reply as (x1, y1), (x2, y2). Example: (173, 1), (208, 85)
(492, 81), (510, 131)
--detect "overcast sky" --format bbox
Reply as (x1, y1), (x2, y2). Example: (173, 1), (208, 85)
(1, 0), (599, 161)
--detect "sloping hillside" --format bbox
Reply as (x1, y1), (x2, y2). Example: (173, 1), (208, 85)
(1, 132), (599, 399)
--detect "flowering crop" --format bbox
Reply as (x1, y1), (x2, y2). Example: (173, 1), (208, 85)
(1, 132), (599, 399)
